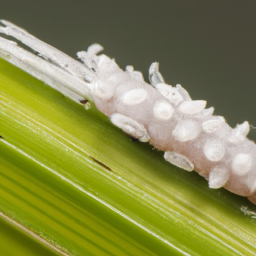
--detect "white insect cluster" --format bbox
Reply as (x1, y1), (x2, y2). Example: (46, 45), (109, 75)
(0, 20), (255, 205)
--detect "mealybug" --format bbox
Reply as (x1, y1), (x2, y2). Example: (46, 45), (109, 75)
(0, 20), (255, 205)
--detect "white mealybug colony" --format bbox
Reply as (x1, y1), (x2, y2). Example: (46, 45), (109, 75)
(0, 20), (255, 205)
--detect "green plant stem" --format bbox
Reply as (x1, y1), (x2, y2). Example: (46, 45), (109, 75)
(0, 58), (256, 255)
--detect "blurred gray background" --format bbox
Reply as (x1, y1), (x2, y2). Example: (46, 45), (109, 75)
(1, 0), (256, 140)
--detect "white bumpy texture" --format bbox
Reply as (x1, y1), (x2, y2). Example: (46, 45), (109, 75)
(0, 20), (256, 205)
(85, 52), (256, 205)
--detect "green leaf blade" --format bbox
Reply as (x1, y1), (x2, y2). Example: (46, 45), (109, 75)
(1, 58), (256, 255)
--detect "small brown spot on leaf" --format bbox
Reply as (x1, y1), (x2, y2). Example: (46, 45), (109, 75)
(80, 99), (89, 105)
(90, 157), (112, 172)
